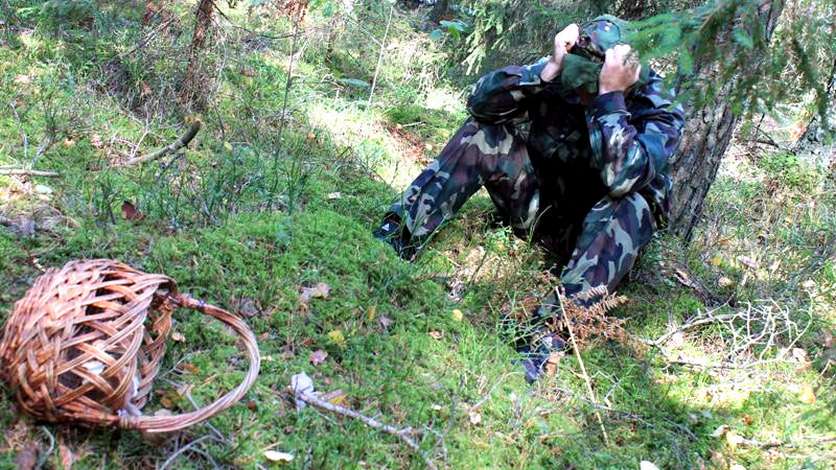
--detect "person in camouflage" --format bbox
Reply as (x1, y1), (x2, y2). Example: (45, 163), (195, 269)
(374, 15), (686, 380)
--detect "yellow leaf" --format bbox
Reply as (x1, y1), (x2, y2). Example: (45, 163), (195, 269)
(366, 305), (377, 321)
(223, 141), (233, 152)
(328, 329), (346, 347)
(798, 385), (816, 404)
(709, 255), (723, 267)
(451, 309), (463, 322)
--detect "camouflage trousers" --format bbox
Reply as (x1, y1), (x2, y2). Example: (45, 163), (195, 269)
(387, 118), (655, 302)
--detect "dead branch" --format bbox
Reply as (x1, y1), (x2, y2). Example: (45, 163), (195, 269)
(644, 299), (814, 370)
(290, 373), (438, 470)
(122, 118), (202, 166)
(0, 168), (59, 177)
(367, 3), (394, 107)
(556, 288), (610, 447)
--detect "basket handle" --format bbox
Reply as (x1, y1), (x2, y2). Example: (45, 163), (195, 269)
(122, 293), (261, 433)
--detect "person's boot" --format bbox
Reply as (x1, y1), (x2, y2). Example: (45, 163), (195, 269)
(517, 330), (569, 383)
(373, 214), (418, 261)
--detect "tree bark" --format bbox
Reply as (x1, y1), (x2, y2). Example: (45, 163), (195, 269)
(793, 58), (835, 154)
(180, 0), (215, 112)
(668, 0), (784, 242)
(429, 0), (450, 22)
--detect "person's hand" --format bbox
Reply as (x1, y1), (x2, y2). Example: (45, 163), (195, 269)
(540, 23), (579, 83)
(598, 44), (641, 95)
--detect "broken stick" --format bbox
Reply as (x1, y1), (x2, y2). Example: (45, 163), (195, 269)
(290, 373), (438, 469)
(0, 168), (59, 177)
(122, 117), (202, 166)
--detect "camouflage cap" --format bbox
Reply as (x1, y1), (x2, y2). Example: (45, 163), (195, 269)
(576, 14), (631, 61)
(559, 14), (647, 96)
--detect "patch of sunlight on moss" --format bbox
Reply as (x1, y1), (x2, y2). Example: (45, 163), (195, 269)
(425, 86), (464, 112)
(306, 102), (424, 188)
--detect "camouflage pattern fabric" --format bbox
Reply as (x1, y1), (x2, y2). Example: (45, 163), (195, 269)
(390, 119), (539, 241)
(379, 16), (685, 306)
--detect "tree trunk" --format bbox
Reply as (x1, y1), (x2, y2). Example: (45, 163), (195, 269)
(668, 0), (784, 242)
(180, 0), (215, 112)
(429, 0), (450, 22)
(793, 59), (835, 154)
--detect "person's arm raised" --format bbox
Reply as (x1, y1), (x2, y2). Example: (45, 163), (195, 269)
(466, 24), (579, 124)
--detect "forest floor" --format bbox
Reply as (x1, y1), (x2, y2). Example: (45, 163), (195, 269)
(0, 3), (834, 469)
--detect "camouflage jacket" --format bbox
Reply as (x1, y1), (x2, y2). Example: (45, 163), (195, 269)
(466, 57), (686, 224)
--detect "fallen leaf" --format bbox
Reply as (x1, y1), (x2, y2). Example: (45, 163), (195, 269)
(726, 431), (745, 447)
(153, 408), (173, 417)
(791, 348), (808, 363)
(429, 330), (443, 340)
(327, 329), (346, 347)
(299, 282), (331, 309)
(171, 331), (185, 342)
(640, 461), (660, 470)
(309, 349), (328, 366)
(237, 297), (260, 318)
(451, 309), (464, 322)
(321, 389), (347, 406)
(264, 450), (294, 463)
(121, 201), (144, 221)
(709, 255), (723, 267)
(16, 443), (39, 470)
(718, 276), (734, 288)
(378, 315), (393, 329)
(737, 255), (759, 270)
(710, 424), (730, 438)
(180, 362), (200, 374)
(741, 414), (753, 425)
(729, 464), (746, 470)
(544, 351), (563, 376)
(468, 410), (481, 425)
(59, 441), (75, 469)
(822, 330), (833, 348)
(246, 400), (257, 411)
(327, 192), (342, 199)
(798, 384), (816, 404)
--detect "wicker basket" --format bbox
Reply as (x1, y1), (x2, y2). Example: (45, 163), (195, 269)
(0, 259), (260, 433)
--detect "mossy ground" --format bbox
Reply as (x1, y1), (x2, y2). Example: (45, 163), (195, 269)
(0, 2), (833, 469)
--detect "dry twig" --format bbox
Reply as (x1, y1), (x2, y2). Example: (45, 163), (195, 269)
(122, 118), (202, 166)
(290, 373), (438, 470)
(556, 287), (610, 446)
(0, 168), (59, 177)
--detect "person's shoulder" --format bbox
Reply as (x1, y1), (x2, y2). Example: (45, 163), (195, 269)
(628, 68), (678, 111)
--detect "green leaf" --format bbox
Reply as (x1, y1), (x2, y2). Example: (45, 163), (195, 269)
(732, 28), (754, 49)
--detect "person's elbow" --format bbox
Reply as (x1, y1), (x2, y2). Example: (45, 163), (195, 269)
(604, 174), (641, 198)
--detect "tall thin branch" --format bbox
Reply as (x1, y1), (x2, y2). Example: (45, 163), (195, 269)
(556, 288), (610, 447)
(367, 3), (394, 108)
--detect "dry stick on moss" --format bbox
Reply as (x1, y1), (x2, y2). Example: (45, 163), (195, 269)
(556, 288), (611, 447)
(0, 168), (59, 177)
(122, 119), (202, 166)
(367, 2), (394, 108)
(294, 390), (438, 470)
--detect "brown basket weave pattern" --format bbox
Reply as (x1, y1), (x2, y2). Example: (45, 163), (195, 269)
(0, 259), (260, 433)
